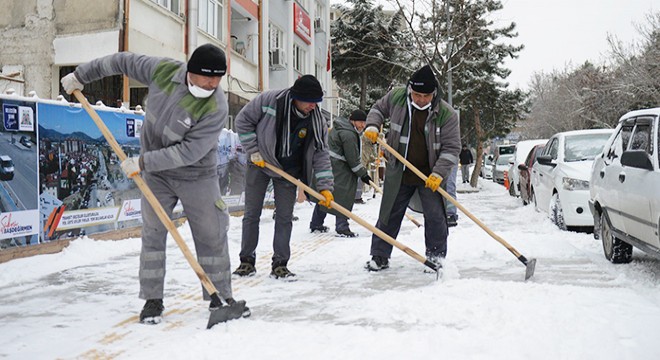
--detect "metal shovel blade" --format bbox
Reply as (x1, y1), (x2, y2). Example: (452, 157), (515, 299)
(524, 258), (537, 281)
(207, 300), (247, 329)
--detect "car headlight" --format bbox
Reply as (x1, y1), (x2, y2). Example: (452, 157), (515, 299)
(563, 177), (589, 191)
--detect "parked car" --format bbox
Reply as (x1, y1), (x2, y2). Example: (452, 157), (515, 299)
(0, 155), (15, 180)
(532, 129), (614, 230)
(507, 139), (548, 197)
(589, 107), (660, 263)
(493, 154), (513, 185)
(518, 144), (545, 206)
(19, 135), (32, 148)
(480, 154), (493, 179)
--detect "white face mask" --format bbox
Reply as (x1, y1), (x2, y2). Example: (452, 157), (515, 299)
(411, 101), (432, 111)
(187, 75), (215, 98)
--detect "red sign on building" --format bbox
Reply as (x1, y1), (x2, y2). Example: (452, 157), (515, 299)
(293, 3), (312, 45)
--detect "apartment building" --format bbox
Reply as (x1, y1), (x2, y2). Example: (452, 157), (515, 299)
(0, 0), (333, 125)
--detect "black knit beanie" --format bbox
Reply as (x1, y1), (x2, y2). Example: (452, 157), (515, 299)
(187, 44), (227, 76)
(349, 109), (367, 121)
(290, 75), (324, 103)
(408, 65), (438, 93)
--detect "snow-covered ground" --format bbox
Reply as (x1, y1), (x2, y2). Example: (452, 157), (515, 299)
(2, 180), (660, 359)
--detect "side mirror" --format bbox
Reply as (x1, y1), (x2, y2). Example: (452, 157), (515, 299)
(488, 155), (493, 161)
(518, 164), (528, 171)
(537, 155), (556, 167)
(621, 150), (653, 171)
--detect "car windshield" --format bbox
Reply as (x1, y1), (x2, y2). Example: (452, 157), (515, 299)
(497, 155), (513, 165)
(564, 133), (612, 162)
(1, 160), (12, 167)
(498, 146), (515, 155)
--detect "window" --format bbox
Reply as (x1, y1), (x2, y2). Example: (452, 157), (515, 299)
(316, 1), (324, 19)
(297, 0), (310, 10)
(546, 138), (559, 160)
(198, 0), (225, 40)
(630, 124), (651, 153)
(564, 133), (613, 162)
(151, 0), (180, 14)
(606, 124), (633, 161)
(293, 43), (306, 73)
(269, 23), (285, 51)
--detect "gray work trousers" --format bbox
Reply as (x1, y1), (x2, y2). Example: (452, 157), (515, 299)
(240, 165), (297, 267)
(139, 172), (232, 301)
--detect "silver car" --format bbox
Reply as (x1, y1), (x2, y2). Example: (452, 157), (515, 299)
(589, 107), (660, 263)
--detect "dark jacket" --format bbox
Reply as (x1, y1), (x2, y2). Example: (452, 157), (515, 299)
(326, 117), (368, 212)
(459, 148), (473, 165)
(235, 89), (333, 191)
(365, 87), (460, 221)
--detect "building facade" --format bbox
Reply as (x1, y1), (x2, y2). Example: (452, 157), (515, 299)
(0, 0), (333, 127)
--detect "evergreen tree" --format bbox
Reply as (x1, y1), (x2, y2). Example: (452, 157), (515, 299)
(331, 0), (411, 114)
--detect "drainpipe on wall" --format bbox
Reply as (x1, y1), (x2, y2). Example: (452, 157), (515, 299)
(187, 0), (198, 58)
(258, 0), (263, 91)
(121, 0), (130, 106)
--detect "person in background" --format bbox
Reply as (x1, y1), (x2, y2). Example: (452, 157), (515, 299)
(217, 128), (247, 195)
(216, 128), (233, 195)
(362, 65), (460, 271)
(309, 109), (371, 237)
(459, 143), (474, 184)
(61, 44), (246, 324)
(233, 75), (334, 280)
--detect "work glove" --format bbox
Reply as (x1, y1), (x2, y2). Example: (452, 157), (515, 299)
(318, 190), (334, 209)
(61, 73), (84, 95)
(425, 172), (443, 192)
(250, 152), (265, 167)
(121, 157), (141, 178)
(361, 174), (372, 185)
(364, 126), (379, 143)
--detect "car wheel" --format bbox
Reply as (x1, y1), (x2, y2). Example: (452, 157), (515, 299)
(508, 181), (516, 196)
(532, 188), (539, 212)
(550, 193), (567, 231)
(600, 212), (632, 263)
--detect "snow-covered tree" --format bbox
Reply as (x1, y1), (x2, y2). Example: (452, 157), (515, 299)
(331, 0), (411, 114)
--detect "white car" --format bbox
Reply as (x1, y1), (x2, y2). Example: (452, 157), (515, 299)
(589, 108), (660, 262)
(480, 154), (493, 179)
(507, 139), (548, 197)
(493, 154), (513, 185)
(531, 129), (614, 230)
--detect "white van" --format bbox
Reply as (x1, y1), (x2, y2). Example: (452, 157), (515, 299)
(0, 155), (15, 180)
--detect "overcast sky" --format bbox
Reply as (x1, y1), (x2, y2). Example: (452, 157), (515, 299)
(331, 0), (657, 90)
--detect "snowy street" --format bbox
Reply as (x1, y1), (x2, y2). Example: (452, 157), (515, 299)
(2, 180), (660, 359)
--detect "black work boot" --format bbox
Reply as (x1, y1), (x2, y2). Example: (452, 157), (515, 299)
(232, 257), (256, 277)
(270, 260), (296, 281)
(365, 256), (389, 271)
(139, 299), (164, 324)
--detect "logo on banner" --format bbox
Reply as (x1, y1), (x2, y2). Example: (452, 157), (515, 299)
(3, 104), (35, 132)
(117, 199), (142, 222)
(126, 118), (142, 138)
(3, 104), (18, 131)
(0, 211), (39, 239)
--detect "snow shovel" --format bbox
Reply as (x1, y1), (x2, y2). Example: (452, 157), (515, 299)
(264, 162), (440, 276)
(368, 180), (422, 228)
(376, 138), (536, 280)
(72, 90), (246, 328)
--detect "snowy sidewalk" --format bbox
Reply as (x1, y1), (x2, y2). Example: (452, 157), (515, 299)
(2, 180), (660, 359)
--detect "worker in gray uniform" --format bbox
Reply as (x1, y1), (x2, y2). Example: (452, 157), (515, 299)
(61, 44), (246, 324)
